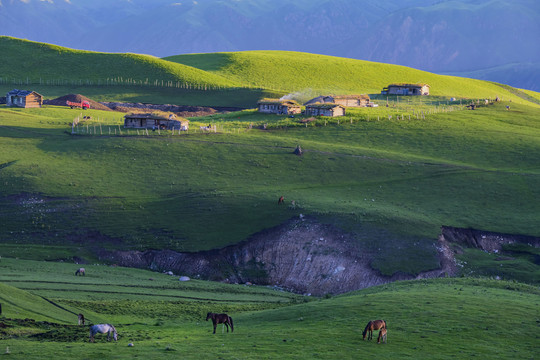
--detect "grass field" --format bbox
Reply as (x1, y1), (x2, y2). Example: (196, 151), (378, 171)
(164, 51), (540, 106)
(0, 99), (539, 276)
(1, 37), (539, 359)
(2, 37), (540, 108)
(0, 258), (538, 359)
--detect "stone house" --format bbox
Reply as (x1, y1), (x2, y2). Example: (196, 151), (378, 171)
(382, 83), (430, 95)
(257, 99), (302, 115)
(304, 94), (370, 107)
(6, 89), (43, 108)
(304, 103), (346, 117)
(124, 113), (189, 130)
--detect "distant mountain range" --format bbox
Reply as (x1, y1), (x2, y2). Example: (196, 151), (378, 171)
(1, 0), (538, 90)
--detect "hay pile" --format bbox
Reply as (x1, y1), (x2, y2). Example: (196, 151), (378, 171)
(44, 94), (112, 111)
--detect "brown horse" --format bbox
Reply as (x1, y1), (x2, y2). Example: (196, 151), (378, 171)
(206, 312), (234, 334)
(362, 320), (386, 340)
(278, 196), (284, 204)
(377, 328), (387, 344)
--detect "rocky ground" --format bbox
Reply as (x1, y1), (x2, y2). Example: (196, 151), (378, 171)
(99, 217), (460, 296)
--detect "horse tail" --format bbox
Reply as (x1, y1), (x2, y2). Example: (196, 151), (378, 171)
(383, 320), (387, 329)
(229, 316), (234, 333)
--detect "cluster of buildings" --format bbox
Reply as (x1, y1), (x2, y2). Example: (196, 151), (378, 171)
(4, 82), (431, 126)
(257, 83), (430, 117)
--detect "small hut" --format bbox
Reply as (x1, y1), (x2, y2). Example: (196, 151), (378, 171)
(304, 94), (370, 107)
(123, 113), (189, 130)
(257, 99), (301, 115)
(382, 84), (430, 96)
(304, 103), (346, 117)
(6, 89), (43, 108)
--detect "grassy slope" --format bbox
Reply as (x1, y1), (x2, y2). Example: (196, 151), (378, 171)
(0, 101), (539, 277)
(2, 37), (539, 108)
(164, 51), (540, 106)
(1, 258), (538, 359)
(0, 37), (282, 107)
(0, 36), (236, 87)
(0, 283), (76, 323)
(0, 37), (539, 277)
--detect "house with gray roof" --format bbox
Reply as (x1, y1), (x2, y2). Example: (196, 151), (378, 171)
(6, 89), (43, 108)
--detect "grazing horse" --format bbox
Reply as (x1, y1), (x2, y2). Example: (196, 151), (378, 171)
(78, 313), (85, 326)
(377, 329), (386, 344)
(75, 268), (85, 276)
(362, 320), (386, 341)
(377, 328), (387, 344)
(206, 312), (234, 334)
(89, 324), (118, 342)
(278, 196), (284, 204)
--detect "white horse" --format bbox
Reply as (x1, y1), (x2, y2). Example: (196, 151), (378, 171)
(89, 324), (118, 342)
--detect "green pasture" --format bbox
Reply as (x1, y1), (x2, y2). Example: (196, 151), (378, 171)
(0, 84), (281, 109)
(2, 37), (540, 108)
(0, 258), (538, 359)
(457, 244), (540, 285)
(1, 101), (539, 277)
(165, 51), (540, 106)
(0, 37), (236, 88)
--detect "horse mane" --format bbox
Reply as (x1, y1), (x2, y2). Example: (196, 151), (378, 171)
(362, 321), (372, 337)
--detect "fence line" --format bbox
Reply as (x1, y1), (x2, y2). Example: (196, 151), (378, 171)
(0, 76), (269, 92)
(68, 101), (472, 137)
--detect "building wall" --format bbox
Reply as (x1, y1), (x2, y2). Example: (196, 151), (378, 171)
(6, 94), (42, 108)
(258, 104), (277, 113)
(332, 107), (345, 116)
(334, 99), (359, 107)
(388, 86), (429, 96)
(258, 104), (301, 114)
(305, 106), (345, 117)
(24, 94), (42, 108)
(287, 106), (301, 114)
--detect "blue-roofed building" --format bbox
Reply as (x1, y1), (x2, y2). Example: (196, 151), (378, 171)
(6, 89), (43, 108)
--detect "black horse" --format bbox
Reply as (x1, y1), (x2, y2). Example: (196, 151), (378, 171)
(206, 312), (234, 334)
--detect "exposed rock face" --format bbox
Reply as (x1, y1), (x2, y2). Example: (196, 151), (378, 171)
(100, 218), (455, 295)
(98, 222), (539, 295)
(440, 226), (540, 252)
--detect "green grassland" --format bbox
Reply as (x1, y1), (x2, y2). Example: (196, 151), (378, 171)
(2, 37), (540, 109)
(165, 51), (539, 106)
(0, 259), (538, 359)
(1, 100), (539, 277)
(1, 35), (539, 360)
(0, 37), (539, 277)
(0, 37), (236, 88)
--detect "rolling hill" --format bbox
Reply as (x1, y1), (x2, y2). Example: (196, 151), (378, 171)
(165, 50), (538, 104)
(1, 37), (538, 108)
(0, 36), (237, 88)
(0, 37), (539, 288)
(1, 0), (538, 91)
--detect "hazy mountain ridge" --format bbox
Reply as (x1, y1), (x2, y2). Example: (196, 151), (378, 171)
(0, 0), (538, 90)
